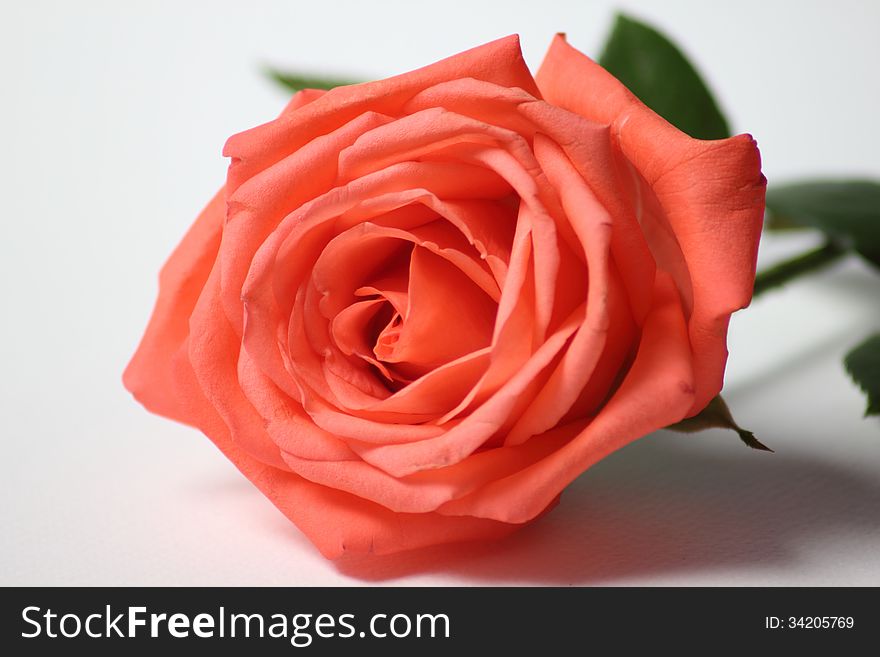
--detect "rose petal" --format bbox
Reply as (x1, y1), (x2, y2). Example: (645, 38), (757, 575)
(380, 246), (495, 371)
(437, 272), (695, 522)
(518, 99), (657, 325)
(238, 347), (358, 462)
(404, 77), (539, 136)
(349, 305), (584, 477)
(281, 418), (584, 513)
(224, 35), (540, 191)
(503, 136), (616, 445)
(220, 111), (395, 334)
(537, 34), (765, 412)
(314, 220), (498, 319)
(281, 88), (327, 113)
(123, 188), (224, 424)
(330, 297), (399, 380)
(188, 265), (287, 469)
(360, 347), (492, 418)
(435, 215), (537, 422)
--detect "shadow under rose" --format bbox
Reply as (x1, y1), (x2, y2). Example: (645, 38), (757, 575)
(333, 430), (880, 584)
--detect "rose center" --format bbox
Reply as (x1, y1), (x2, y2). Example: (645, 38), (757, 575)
(320, 223), (499, 390)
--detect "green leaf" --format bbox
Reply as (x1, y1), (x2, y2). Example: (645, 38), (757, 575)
(598, 13), (731, 140)
(752, 241), (846, 297)
(844, 334), (880, 416)
(266, 68), (360, 93)
(765, 180), (880, 268)
(667, 396), (772, 451)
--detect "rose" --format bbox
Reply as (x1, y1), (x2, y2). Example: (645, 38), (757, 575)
(124, 35), (765, 558)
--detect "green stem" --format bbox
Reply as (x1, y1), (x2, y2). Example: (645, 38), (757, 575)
(753, 241), (847, 298)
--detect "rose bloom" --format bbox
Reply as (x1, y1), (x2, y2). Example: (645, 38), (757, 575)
(125, 35), (765, 558)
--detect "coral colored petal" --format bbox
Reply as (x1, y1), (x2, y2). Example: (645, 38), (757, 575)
(123, 188), (224, 424)
(437, 272), (695, 522)
(188, 265), (287, 469)
(404, 77), (539, 136)
(363, 347), (491, 417)
(518, 100), (657, 325)
(314, 220), (498, 319)
(281, 418), (583, 513)
(224, 35), (539, 190)
(350, 307), (584, 477)
(331, 299), (394, 366)
(237, 347), (358, 462)
(220, 111), (395, 334)
(384, 247), (495, 370)
(436, 219), (536, 423)
(537, 35), (764, 412)
(504, 137), (615, 445)
(280, 88), (327, 114)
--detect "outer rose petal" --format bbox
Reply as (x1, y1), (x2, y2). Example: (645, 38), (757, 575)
(223, 35), (540, 192)
(123, 189), (224, 425)
(536, 34), (765, 413)
(124, 88), (326, 423)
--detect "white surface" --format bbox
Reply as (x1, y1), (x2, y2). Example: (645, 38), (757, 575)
(1, 0), (878, 586)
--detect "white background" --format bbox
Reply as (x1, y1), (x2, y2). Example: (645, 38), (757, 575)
(1, 0), (878, 585)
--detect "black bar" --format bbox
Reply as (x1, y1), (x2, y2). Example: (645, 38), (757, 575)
(1, 587), (874, 654)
